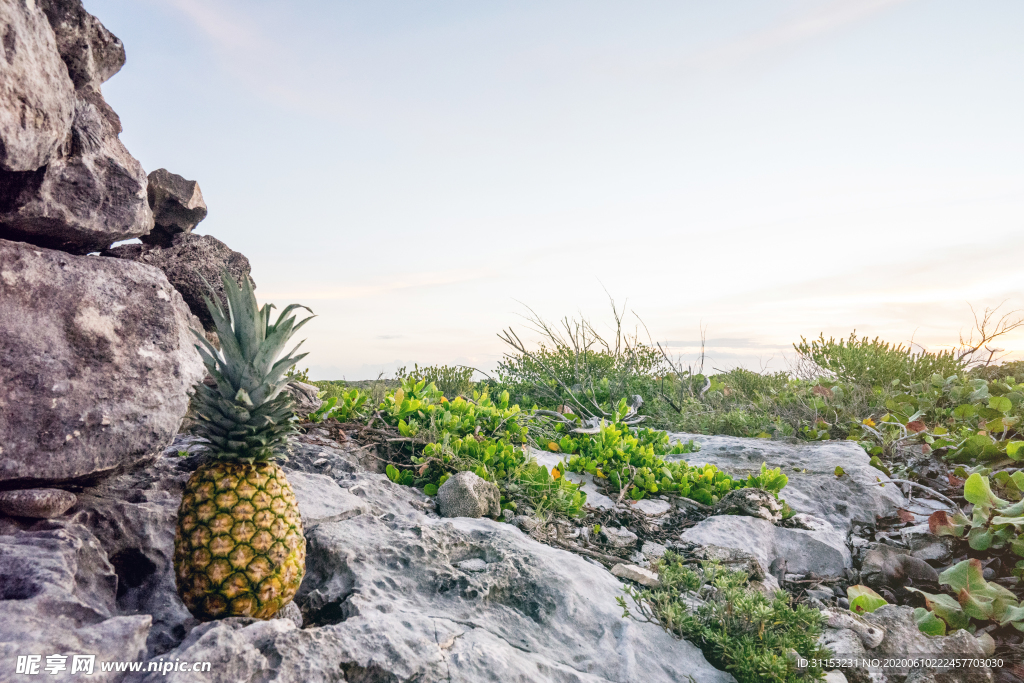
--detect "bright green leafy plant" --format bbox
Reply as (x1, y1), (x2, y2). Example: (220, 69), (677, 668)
(907, 558), (1023, 635)
(619, 554), (830, 683)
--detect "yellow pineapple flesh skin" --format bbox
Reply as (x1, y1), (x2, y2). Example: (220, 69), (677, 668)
(174, 461), (305, 621)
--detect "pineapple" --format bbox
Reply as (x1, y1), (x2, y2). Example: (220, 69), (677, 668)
(174, 272), (313, 621)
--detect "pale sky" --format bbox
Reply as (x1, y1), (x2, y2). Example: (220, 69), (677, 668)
(89, 0), (1024, 379)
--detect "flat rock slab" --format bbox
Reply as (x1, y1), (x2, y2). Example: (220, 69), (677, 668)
(680, 514), (852, 577)
(286, 471), (369, 528)
(669, 434), (905, 533)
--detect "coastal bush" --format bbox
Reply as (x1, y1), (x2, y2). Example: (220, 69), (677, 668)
(793, 332), (964, 387)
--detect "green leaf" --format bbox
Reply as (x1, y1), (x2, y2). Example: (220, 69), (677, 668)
(834, 466), (846, 477)
(963, 473), (1007, 509)
(848, 585), (887, 614)
(386, 463), (400, 482)
(914, 607), (947, 636)
(423, 483), (438, 496)
(953, 404), (978, 419)
(906, 588), (970, 631)
(1007, 441), (1024, 462)
(989, 395), (1012, 413)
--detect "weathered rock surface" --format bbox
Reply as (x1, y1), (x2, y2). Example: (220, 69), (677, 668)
(38, 0), (126, 92)
(0, 0), (76, 172)
(140, 168), (207, 247)
(0, 240), (205, 485)
(680, 514), (851, 577)
(711, 486), (783, 522)
(0, 522), (151, 682)
(0, 90), (153, 253)
(826, 605), (991, 683)
(669, 434), (906, 532)
(103, 234), (254, 331)
(122, 466), (733, 682)
(0, 488), (77, 518)
(283, 381), (322, 419)
(436, 470), (501, 519)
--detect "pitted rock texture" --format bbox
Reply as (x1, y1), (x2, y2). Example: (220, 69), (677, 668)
(680, 514), (852, 578)
(38, 0), (126, 92)
(125, 468), (734, 683)
(0, 0), (76, 172)
(0, 90), (153, 254)
(827, 605), (991, 683)
(103, 234), (254, 332)
(283, 381), (322, 419)
(669, 433), (906, 532)
(0, 521), (151, 683)
(436, 470), (501, 519)
(0, 488), (77, 519)
(140, 168), (207, 246)
(711, 487), (783, 522)
(0, 240), (205, 486)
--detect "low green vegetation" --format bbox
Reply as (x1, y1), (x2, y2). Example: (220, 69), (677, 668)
(619, 555), (830, 683)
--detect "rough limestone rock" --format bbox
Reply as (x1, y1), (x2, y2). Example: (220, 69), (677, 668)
(0, 488), (77, 519)
(38, 0), (126, 92)
(680, 514), (851, 577)
(0, 90), (153, 253)
(0, 0), (76, 172)
(711, 487), (783, 522)
(669, 433), (905, 532)
(0, 522), (152, 682)
(124, 469), (733, 683)
(436, 470), (501, 519)
(283, 381), (322, 419)
(140, 168), (207, 247)
(103, 234), (254, 332)
(828, 605), (991, 683)
(0, 240), (205, 485)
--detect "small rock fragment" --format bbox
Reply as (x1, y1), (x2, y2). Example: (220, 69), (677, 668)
(611, 563), (661, 587)
(437, 471), (501, 519)
(599, 525), (638, 548)
(0, 488), (78, 519)
(821, 608), (885, 648)
(457, 559), (487, 573)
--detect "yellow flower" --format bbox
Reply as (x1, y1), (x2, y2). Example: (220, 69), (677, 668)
(547, 442), (560, 452)
(551, 468), (561, 480)
(862, 418), (876, 427)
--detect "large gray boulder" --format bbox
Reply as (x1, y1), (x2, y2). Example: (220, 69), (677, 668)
(0, 239), (205, 486)
(140, 168), (208, 247)
(669, 433), (906, 532)
(123, 467), (733, 683)
(0, 89), (153, 254)
(103, 234), (253, 332)
(37, 0), (126, 92)
(436, 470), (501, 519)
(0, 0), (76, 172)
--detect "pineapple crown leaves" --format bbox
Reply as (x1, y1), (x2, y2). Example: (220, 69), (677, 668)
(189, 270), (315, 462)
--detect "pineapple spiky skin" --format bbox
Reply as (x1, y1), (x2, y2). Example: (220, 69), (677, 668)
(174, 461), (305, 620)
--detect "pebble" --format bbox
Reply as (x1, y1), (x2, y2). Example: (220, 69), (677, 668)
(0, 488), (77, 519)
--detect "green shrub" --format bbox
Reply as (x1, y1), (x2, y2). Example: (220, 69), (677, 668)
(619, 555), (829, 682)
(793, 332), (963, 388)
(397, 363), (475, 399)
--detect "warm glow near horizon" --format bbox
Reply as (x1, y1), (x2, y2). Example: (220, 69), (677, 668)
(90, 0), (1024, 379)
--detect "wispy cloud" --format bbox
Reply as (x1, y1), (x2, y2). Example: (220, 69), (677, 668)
(686, 0), (915, 70)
